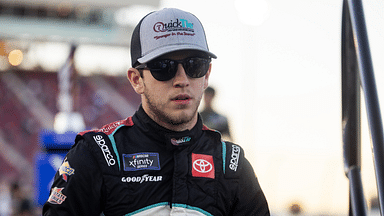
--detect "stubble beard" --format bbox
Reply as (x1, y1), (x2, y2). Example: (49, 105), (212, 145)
(143, 91), (201, 128)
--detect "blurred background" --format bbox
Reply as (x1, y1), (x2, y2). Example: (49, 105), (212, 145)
(0, 0), (383, 215)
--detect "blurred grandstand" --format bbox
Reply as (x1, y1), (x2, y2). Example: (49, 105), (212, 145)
(0, 0), (160, 212)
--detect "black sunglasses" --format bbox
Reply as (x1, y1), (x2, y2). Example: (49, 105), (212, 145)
(135, 57), (211, 81)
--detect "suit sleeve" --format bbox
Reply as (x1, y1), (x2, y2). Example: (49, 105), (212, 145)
(42, 139), (104, 216)
(232, 157), (270, 216)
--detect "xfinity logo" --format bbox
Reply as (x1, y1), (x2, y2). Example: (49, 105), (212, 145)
(93, 135), (116, 166)
(129, 158), (154, 167)
(123, 153), (161, 171)
(121, 174), (162, 183)
(153, 19), (194, 32)
(229, 145), (241, 171)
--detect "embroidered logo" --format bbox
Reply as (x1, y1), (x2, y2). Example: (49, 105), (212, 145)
(123, 153), (160, 171)
(59, 158), (75, 182)
(229, 145), (241, 171)
(93, 135), (116, 166)
(171, 136), (191, 146)
(192, 153), (215, 179)
(121, 174), (163, 183)
(153, 19), (194, 33)
(48, 187), (67, 205)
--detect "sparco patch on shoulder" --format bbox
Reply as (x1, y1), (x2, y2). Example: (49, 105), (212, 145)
(123, 152), (160, 171)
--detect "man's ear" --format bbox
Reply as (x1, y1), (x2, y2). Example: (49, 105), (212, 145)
(127, 68), (144, 94)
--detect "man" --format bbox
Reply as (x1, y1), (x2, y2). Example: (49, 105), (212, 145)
(43, 8), (270, 215)
(201, 86), (231, 140)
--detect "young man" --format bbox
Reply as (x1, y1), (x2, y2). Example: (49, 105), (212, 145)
(43, 8), (270, 215)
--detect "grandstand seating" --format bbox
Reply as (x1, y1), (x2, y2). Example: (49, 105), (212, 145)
(0, 69), (141, 183)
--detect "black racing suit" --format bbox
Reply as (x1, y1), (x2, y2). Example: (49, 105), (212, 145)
(43, 106), (270, 215)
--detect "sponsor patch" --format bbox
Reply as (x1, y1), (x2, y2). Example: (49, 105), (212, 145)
(229, 145), (241, 171)
(123, 152), (160, 171)
(192, 153), (215, 179)
(48, 187), (67, 205)
(121, 174), (163, 183)
(59, 158), (75, 182)
(93, 135), (116, 166)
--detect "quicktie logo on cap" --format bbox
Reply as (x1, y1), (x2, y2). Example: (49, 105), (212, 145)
(154, 18), (194, 33)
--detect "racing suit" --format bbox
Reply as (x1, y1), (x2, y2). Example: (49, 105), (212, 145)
(43, 106), (270, 215)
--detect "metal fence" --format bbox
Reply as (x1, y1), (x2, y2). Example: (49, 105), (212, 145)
(342, 0), (384, 215)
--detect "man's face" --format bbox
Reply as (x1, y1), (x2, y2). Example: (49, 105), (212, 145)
(134, 50), (211, 131)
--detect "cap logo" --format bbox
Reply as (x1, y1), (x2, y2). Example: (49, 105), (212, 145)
(153, 18), (194, 33)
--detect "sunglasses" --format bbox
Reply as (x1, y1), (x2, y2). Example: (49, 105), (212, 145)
(135, 57), (211, 81)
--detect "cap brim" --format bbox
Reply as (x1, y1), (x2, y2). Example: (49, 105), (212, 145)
(137, 44), (217, 64)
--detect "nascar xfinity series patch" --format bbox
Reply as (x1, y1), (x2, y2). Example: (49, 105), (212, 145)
(123, 152), (160, 171)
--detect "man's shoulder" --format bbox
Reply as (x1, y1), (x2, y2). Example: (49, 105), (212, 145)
(78, 117), (134, 137)
(72, 118), (131, 172)
(221, 141), (247, 179)
(73, 117), (134, 155)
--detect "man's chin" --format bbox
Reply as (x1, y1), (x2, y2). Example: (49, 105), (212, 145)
(167, 112), (194, 125)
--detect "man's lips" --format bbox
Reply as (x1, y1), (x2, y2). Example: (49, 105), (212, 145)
(171, 94), (192, 105)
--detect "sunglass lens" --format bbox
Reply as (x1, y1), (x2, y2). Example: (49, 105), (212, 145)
(184, 58), (210, 78)
(147, 60), (176, 81)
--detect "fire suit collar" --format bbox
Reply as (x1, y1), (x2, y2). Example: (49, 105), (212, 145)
(134, 105), (203, 148)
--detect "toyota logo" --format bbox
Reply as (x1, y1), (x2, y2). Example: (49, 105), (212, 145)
(193, 159), (213, 173)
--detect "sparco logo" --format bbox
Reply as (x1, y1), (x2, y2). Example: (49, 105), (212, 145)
(121, 174), (162, 184)
(153, 19), (194, 32)
(229, 145), (241, 171)
(193, 159), (213, 173)
(93, 135), (115, 166)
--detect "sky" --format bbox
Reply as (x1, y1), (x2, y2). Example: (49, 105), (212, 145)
(159, 0), (384, 215)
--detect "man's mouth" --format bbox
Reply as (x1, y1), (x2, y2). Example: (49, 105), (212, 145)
(172, 94), (192, 105)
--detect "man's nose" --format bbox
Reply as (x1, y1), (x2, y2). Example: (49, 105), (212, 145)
(172, 63), (190, 87)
